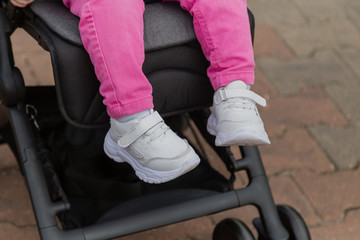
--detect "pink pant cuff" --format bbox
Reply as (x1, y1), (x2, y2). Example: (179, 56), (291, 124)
(107, 96), (154, 119)
(211, 71), (255, 90)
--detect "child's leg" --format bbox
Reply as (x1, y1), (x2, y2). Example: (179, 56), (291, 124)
(163, 0), (255, 90)
(164, 0), (270, 146)
(62, 0), (200, 183)
(62, 0), (153, 119)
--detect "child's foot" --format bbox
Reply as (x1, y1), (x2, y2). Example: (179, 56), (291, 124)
(207, 81), (270, 146)
(104, 111), (200, 184)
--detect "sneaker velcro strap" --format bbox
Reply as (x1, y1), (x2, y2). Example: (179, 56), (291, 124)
(117, 111), (163, 148)
(217, 88), (267, 107)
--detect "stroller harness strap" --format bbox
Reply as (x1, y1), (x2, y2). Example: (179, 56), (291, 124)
(117, 111), (164, 148)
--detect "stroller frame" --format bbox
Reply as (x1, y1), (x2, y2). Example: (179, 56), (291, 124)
(0, 1), (309, 240)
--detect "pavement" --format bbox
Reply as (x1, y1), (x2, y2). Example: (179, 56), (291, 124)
(1, 0), (360, 239)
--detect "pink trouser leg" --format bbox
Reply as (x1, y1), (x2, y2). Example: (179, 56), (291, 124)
(62, 0), (153, 119)
(164, 0), (255, 90)
(62, 0), (255, 118)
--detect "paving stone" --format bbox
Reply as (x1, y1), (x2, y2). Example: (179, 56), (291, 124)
(309, 125), (360, 169)
(345, 4), (360, 32)
(260, 88), (348, 128)
(325, 74), (360, 127)
(310, 209), (360, 240)
(0, 171), (37, 226)
(254, 25), (294, 60)
(282, 17), (360, 56)
(12, 50), (53, 86)
(339, 47), (360, 79)
(247, 0), (307, 33)
(292, 0), (357, 22)
(260, 128), (334, 175)
(11, 29), (54, 86)
(252, 68), (285, 137)
(119, 217), (213, 240)
(257, 51), (353, 95)
(0, 144), (17, 171)
(10, 29), (44, 55)
(293, 168), (360, 222)
(325, 61), (360, 127)
(12, 53), (39, 86)
(0, 222), (39, 240)
(261, 122), (287, 140)
(269, 176), (321, 226)
(252, 67), (278, 100)
(25, 52), (54, 86)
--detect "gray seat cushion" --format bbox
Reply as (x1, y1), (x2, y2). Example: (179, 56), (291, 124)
(29, 0), (197, 52)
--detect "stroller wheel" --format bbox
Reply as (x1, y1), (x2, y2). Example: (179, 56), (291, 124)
(257, 205), (311, 240)
(213, 218), (255, 240)
(276, 205), (311, 240)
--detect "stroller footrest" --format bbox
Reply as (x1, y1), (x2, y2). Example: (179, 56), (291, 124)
(90, 190), (239, 239)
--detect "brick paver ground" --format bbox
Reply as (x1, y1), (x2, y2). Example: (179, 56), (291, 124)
(1, 0), (360, 239)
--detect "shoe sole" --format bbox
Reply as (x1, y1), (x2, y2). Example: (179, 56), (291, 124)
(207, 114), (270, 146)
(104, 132), (200, 184)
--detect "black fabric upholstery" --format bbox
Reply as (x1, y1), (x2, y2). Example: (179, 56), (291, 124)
(97, 189), (219, 224)
(29, 0), (197, 52)
(23, 1), (212, 127)
(29, 0), (81, 47)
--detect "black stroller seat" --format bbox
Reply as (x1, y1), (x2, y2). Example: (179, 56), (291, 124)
(26, 0), (213, 127)
(0, 0), (310, 239)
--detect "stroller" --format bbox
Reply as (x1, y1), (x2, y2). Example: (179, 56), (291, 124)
(0, 0), (311, 239)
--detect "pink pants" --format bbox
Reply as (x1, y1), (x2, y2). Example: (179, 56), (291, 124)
(62, 0), (255, 119)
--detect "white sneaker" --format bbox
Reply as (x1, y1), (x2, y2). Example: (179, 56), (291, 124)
(207, 81), (270, 146)
(104, 111), (200, 184)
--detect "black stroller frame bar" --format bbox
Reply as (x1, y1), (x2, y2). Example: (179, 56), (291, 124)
(6, 103), (289, 240)
(0, 3), (291, 240)
(3, 102), (290, 239)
